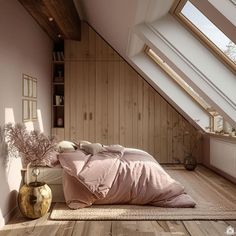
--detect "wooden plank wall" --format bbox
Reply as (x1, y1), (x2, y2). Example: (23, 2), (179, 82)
(64, 22), (202, 163)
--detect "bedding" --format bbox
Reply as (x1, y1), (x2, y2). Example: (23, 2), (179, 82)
(59, 145), (196, 209)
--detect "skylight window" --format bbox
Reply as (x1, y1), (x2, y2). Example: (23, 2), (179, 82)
(145, 46), (236, 136)
(173, 0), (236, 70)
(146, 47), (212, 112)
(229, 0), (236, 6)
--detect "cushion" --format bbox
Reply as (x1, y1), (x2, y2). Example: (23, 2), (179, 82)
(57, 140), (77, 153)
(46, 151), (59, 167)
(80, 143), (106, 155)
(79, 140), (91, 149)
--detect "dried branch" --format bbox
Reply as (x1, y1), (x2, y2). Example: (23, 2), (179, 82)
(4, 123), (58, 167)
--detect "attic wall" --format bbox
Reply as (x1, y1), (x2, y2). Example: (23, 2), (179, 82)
(0, 1), (52, 228)
(64, 22), (202, 163)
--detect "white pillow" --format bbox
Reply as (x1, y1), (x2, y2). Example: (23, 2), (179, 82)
(80, 143), (106, 155)
(79, 140), (91, 149)
(58, 140), (77, 153)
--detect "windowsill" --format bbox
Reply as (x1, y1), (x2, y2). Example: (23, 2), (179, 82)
(207, 131), (236, 142)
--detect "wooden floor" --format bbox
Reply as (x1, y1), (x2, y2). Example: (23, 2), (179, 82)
(0, 165), (236, 236)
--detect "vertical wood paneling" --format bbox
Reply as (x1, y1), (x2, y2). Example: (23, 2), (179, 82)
(160, 98), (168, 163)
(137, 76), (143, 149)
(177, 115), (185, 163)
(83, 62), (89, 141)
(154, 93), (161, 162)
(75, 62), (84, 141)
(108, 62), (115, 145)
(113, 62), (120, 144)
(64, 22), (202, 163)
(95, 62), (108, 144)
(142, 82), (149, 153)
(119, 62), (125, 146)
(167, 106), (173, 163)
(149, 88), (155, 156)
(64, 60), (70, 140)
(172, 110), (180, 163)
(70, 62), (79, 141)
(88, 62), (96, 143)
(124, 64), (133, 147)
(132, 71), (138, 148)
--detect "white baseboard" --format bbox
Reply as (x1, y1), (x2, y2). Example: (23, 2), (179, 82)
(0, 205), (18, 229)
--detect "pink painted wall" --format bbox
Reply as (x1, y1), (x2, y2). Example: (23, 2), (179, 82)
(0, 0), (52, 227)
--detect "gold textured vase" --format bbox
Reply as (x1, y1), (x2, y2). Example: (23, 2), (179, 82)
(18, 182), (52, 219)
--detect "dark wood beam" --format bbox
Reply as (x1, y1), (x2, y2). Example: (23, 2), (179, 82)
(18, 0), (81, 41)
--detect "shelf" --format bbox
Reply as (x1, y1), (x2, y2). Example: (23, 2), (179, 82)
(52, 41), (65, 129)
(53, 61), (64, 64)
(53, 82), (64, 85)
(207, 131), (236, 142)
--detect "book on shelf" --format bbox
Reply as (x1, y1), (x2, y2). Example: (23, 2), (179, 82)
(52, 52), (56, 61)
(56, 52), (61, 61)
(60, 51), (64, 61)
(52, 51), (64, 62)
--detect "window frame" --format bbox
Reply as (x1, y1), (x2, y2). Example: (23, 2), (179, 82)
(145, 46), (213, 113)
(145, 46), (236, 135)
(170, 0), (236, 73)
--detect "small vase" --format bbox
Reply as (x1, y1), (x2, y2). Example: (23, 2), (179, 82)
(184, 155), (197, 171)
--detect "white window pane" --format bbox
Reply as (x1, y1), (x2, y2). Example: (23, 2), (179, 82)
(181, 1), (236, 63)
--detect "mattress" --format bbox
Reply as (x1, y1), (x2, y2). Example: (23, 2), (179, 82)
(25, 165), (65, 202)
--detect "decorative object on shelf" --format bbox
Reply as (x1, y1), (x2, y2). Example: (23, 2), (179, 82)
(184, 155), (197, 171)
(18, 181), (52, 219)
(55, 95), (64, 106)
(4, 123), (58, 168)
(55, 95), (61, 105)
(57, 117), (64, 127)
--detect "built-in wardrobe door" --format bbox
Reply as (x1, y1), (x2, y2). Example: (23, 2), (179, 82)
(95, 61), (108, 144)
(65, 61), (96, 142)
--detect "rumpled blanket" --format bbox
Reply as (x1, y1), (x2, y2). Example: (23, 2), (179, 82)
(58, 145), (196, 209)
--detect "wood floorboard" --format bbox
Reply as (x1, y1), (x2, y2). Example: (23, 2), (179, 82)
(0, 165), (235, 236)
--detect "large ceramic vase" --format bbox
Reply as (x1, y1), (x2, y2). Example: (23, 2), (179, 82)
(18, 182), (52, 219)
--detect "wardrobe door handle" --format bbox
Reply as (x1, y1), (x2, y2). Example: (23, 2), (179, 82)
(138, 112), (141, 120)
(89, 112), (92, 120)
(84, 112), (87, 120)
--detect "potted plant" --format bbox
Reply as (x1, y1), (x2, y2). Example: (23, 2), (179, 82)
(4, 123), (57, 219)
(183, 130), (202, 171)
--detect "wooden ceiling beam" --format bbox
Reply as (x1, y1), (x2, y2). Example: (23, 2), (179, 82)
(18, 0), (81, 41)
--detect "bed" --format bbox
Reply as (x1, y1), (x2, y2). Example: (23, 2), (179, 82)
(26, 143), (196, 209)
(58, 144), (196, 209)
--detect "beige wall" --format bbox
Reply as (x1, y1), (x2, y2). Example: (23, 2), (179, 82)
(0, 0), (52, 227)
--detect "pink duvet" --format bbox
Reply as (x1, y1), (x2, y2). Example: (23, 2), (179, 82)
(59, 146), (196, 209)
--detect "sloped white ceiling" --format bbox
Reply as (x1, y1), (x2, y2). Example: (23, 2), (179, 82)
(74, 0), (138, 58)
(74, 0), (174, 58)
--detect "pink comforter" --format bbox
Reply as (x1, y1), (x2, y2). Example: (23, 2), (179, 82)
(59, 146), (196, 209)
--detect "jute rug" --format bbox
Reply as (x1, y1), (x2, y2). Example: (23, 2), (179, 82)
(50, 166), (236, 220)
